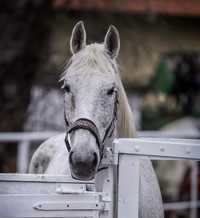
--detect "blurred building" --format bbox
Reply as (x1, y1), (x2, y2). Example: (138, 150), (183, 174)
(1, 0), (200, 132)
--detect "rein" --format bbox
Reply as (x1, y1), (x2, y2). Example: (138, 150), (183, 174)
(64, 94), (118, 168)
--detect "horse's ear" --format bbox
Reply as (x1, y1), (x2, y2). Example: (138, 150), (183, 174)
(70, 21), (86, 54)
(104, 25), (120, 59)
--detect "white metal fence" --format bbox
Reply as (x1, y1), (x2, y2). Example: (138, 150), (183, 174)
(0, 131), (60, 173)
(113, 138), (200, 218)
(0, 131), (198, 173)
(0, 132), (199, 218)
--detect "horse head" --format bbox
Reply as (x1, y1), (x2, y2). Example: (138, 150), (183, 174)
(61, 21), (120, 180)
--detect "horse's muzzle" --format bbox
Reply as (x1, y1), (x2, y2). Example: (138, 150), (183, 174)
(65, 117), (116, 180)
(69, 151), (98, 180)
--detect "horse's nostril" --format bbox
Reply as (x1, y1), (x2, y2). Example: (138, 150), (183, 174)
(92, 152), (98, 166)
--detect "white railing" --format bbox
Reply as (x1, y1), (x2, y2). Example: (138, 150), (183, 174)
(0, 131), (198, 173)
(0, 132), (199, 218)
(0, 173), (103, 218)
(0, 131), (60, 173)
(113, 138), (200, 218)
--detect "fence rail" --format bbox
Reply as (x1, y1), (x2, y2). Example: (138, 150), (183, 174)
(113, 138), (200, 218)
(0, 131), (199, 218)
(0, 130), (199, 142)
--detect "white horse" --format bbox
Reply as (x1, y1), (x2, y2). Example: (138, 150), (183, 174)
(29, 21), (164, 218)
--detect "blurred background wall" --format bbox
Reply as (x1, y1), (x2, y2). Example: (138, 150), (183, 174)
(1, 0), (200, 132)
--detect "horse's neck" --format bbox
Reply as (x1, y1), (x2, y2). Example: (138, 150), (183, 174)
(117, 77), (136, 138)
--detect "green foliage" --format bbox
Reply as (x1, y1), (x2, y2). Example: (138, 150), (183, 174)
(153, 60), (175, 94)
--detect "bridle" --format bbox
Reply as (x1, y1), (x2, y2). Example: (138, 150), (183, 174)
(64, 93), (118, 168)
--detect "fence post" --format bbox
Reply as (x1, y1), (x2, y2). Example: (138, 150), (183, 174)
(191, 161), (198, 218)
(117, 154), (140, 218)
(17, 141), (30, 173)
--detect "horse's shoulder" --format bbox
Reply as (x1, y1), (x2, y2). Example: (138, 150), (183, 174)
(29, 133), (66, 173)
(43, 133), (66, 147)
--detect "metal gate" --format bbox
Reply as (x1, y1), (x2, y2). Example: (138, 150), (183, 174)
(0, 137), (200, 218)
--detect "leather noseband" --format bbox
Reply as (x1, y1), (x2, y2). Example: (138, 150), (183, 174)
(65, 118), (102, 154)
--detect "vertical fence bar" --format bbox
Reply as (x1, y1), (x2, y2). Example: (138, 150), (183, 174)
(17, 141), (30, 173)
(191, 161), (198, 218)
(117, 155), (140, 218)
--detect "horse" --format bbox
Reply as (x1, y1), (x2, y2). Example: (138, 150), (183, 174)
(29, 21), (164, 218)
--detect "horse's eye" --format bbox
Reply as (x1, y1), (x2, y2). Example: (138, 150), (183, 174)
(107, 87), (115, 96)
(65, 84), (71, 93)
(63, 84), (71, 93)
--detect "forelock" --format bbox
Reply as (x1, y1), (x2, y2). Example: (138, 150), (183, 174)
(60, 43), (118, 80)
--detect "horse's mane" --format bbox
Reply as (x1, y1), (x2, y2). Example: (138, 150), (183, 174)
(61, 43), (136, 138)
(116, 75), (136, 138)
